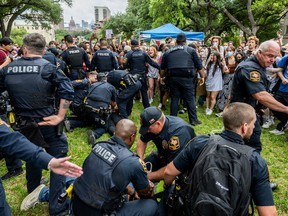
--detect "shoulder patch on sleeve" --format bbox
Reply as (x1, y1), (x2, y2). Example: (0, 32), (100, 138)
(75, 79), (82, 83)
(0, 118), (4, 125)
(138, 158), (148, 173)
(249, 71), (260, 82)
(169, 136), (180, 151)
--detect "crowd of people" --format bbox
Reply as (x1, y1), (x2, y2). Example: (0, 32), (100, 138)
(0, 30), (286, 216)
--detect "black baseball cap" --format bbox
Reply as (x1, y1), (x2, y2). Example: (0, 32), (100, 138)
(139, 107), (162, 134)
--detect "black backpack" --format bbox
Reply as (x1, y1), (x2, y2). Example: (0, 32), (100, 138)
(186, 135), (254, 216)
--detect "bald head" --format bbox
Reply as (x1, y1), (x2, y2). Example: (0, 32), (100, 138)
(257, 40), (280, 53)
(115, 119), (137, 146)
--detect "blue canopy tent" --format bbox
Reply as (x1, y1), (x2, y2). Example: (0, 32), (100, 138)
(140, 23), (204, 41)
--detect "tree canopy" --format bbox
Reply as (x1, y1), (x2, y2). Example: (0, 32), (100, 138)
(0, 0), (72, 37)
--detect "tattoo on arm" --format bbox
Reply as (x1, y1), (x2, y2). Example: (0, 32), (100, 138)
(62, 100), (70, 109)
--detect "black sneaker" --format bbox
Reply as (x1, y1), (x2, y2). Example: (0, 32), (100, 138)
(88, 130), (96, 146)
(1, 167), (24, 180)
(191, 119), (202, 126)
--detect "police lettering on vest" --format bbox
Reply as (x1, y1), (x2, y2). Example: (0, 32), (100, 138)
(93, 144), (117, 165)
(97, 53), (110, 56)
(7, 66), (40, 74)
(68, 49), (80, 54)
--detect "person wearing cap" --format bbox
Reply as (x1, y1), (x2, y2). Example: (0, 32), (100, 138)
(72, 119), (158, 216)
(86, 72), (117, 145)
(60, 34), (91, 80)
(124, 39), (160, 108)
(90, 38), (118, 73)
(161, 32), (205, 126)
(63, 71), (98, 132)
(206, 35), (225, 59)
(137, 107), (196, 182)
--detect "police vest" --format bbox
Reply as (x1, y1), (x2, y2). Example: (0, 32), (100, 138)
(230, 57), (267, 108)
(66, 47), (83, 69)
(127, 50), (146, 75)
(93, 49), (114, 72)
(3, 58), (55, 110)
(166, 45), (195, 73)
(86, 82), (113, 108)
(74, 140), (134, 210)
(107, 70), (127, 89)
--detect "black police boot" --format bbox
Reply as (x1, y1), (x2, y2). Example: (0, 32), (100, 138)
(64, 120), (72, 132)
(191, 119), (202, 126)
(270, 182), (277, 191)
(1, 167), (24, 180)
(88, 130), (96, 146)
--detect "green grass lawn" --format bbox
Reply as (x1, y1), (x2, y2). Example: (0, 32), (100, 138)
(1, 99), (288, 215)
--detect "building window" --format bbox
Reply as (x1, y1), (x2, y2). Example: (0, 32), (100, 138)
(27, 27), (29, 30)
(103, 9), (107, 19)
(95, 9), (99, 22)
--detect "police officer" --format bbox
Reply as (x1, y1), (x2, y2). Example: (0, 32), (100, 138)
(137, 107), (196, 182)
(164, 102), (277, 216)
(230, 40), (288, 153)
(0, 118), (83, 216)
(61, 35), (91, 80)
(161, 33), (205, 126)
(90, 38), (118, 73)
(107, 69), (142, 118)
(125, 39), (160, 108)
(72, 119), (158, 216)
(0, 33), (74, 216)
(86, 73), (117, 145)
(64, 71), (98, 131)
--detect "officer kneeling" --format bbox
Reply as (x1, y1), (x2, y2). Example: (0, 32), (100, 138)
(72, 119), (158, 216)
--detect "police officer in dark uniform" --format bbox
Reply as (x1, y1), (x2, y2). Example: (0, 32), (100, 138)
(230, 40), (288, 153)
(0, 118), (83, 216)
(161, 33), (205, 126)
(107, 69), (142, 118)
(90, 38), (118, 73)
(86, 73), (117, 145)
(0, 33), (74, 216)
(61, 35), (91, 80)
(164, 102), (277, 215)
(125, 40), (160, 108)
(137, 107), (196, 182)
(64, 71), (98, 131)
(72, 119), (158, 216)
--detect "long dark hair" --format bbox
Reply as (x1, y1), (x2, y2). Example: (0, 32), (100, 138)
(207, 51), (222, 77)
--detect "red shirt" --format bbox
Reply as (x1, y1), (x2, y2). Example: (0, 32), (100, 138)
(0, 48), (9, 65)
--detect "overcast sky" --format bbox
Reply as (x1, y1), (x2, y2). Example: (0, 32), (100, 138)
(61, 0), (128, 24)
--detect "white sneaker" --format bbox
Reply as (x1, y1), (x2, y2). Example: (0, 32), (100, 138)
(21, 184), (46, 211)
(205, 108), (209, 114)
(149, 98), (153, 104)
(158, 103), (162, 109)
(262, 118), (274, 129)
(269, 129), (284, 135)
(206, 108), (213, 115)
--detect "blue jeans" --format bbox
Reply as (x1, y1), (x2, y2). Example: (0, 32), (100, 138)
(39, 177), (76, 202)
(0, 179), (11, 216)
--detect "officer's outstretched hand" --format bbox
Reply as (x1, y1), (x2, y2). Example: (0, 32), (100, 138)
(48, 156), (83, 178)
(38, 115), (63, 126)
